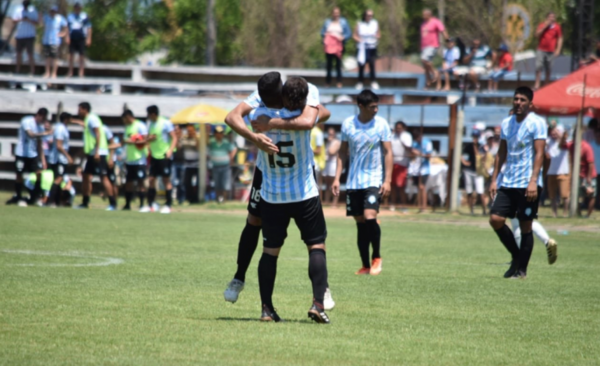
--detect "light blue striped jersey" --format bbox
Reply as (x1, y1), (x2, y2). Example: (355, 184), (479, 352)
(499, 112), (547, 188)
(49, 123), (69, 165)
(412, 138), (434, 176)
(250, 107), (318, 203)
(42, 14), (67, 45)
(15, 116), (44, 158)
(67, 12), (92, 40)
(244, 83), (320, 109)
(341, 115), (392, 190)
(12, 5), (38, 39)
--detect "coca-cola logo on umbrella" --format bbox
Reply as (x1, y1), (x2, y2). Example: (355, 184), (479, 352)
(566, 83), (600, 98)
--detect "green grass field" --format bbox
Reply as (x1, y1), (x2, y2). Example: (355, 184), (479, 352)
(1, 202), (599, 365)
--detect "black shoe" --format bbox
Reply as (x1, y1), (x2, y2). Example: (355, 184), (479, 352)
(504, 260), (519, 278)
(5, 195), (19, 205)
(510, 270), (527, 279)
(260, 305), (282, 322)
(308, 304), (330, 324)
(122, 205), (131, 211)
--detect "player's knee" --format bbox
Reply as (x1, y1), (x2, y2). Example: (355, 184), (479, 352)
(308, 243), (326, 252)
(247, 214), (262, 227)
(364, 210), (377, 220)
(263, 247), (280, 256)
(353, 215), (366, 223)
(489, 215), (505, 229)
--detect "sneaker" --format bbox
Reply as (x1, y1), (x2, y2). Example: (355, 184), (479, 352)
(17, 200), (28, 207)
(371, 81), (380, 90)
(355, 267), (370, 275)
(105, 205), (117, 211)
(260, 304), (282, 322)
(5, 195), (20, 205)
(74, 204), (88, 209)
(370, 258), (382, 276)
(504, 260), (519, 278)
(122, 205), (131, 211)
(308, 304), (330, 324)
(160, 206), (171, 214)
(355, 82), (363, 90)
(139, 206), (151, 213)
(323, 288), (335, 311)
(151, 202), (160, 212)
(546, 238), (558, 265)
(224, 279), (245, 303)
(47, 204), (57, 208)
(510, 270), (527, 279)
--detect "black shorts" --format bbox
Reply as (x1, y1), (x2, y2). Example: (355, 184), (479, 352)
(50, 163), (67, 178)
(126, 165), (147, 182)
(149, 158), (172, 178)
(15, 156), (41, 174)
(490, 187), (542, 221)
(83, 155), (108, 176)
(260, 196), (327, 248)
(69, 38), (86, 55)
(107, 164), (117, 184)
(346, 187), (381, 217)
(412, 175), (429, 186)
(247, 167), (263, 218)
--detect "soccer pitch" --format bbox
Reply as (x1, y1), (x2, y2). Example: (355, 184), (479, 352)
(1, 204), (599, 365)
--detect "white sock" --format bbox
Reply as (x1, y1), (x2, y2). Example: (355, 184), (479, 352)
(532, 221), (550, 246)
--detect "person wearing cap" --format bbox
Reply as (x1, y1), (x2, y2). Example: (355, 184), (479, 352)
(545, 124), (570, 217)
(437, 37), (460, 91)
(11, 0), (40, 75)
(208, 125), (237, 203)
(488, 44), (513, 91)
(41, 5), (68, 79)
(462, 129), (486, 215)
(66, 2), (92, 78)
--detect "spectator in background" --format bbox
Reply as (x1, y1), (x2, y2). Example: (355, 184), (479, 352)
(420, 9), (448, 89)
(457, 38), (492, 92)
(311, 124), (326, 200)
(321, 7), (351, 88)
(591, 128), (600, 210)
(568, 137), (597, 218)
(411, 128), (433, 213)
(462, 130), (483, 215)
(66, 2), (92, 78)
(172, 125), (186, 204)
(323, 126), (341, 207)
(476, 133), (494, 215)
(579, 39), (600, 67)
(12, 0), (39, 75)
(181, 125), (200, 203)
(208, 126), (237, 203)
(41, 6), (68, 79)
(437, 37), (460, 91)
(534, 12), (563, 90)
(390, 121), (412, 211)
(353, 9), (380, 90)
(583, 118), (598, 144)
(545, 124), (570, 217)
(488, 44), (513, 91)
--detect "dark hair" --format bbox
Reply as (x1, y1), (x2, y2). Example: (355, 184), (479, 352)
(36, 108), (48, 118)
(146, 105), (159, 116)
(282, 77), (309, 111)
(362, 10), (373, 22)
(59, 112), (71, 122)
(589, 118), (598, 129)
(357, 89), (379, 106)
(514, 86), (534, 102)
(122, 109), (134, 118)
(78, 102), (91, 112)
(257, 72), (283, 107)
(547, 11), (555, 17)
(395, 121), (407, 128)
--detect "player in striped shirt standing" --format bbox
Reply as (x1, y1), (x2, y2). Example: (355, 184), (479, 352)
(489, 86), (547, 279)
(47, 112), (73, 207)
(332, 90), (393, 276)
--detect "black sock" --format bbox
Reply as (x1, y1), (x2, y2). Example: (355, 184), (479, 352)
(518, 231), (534, 273)
(109, 196), (117, 207)
(365, 219), (381, 259)
(234, 221), (261, 282)
(125, 191), (133, 208)
(356, 222), (370, 268)
(494, 225), (519, 260)
(49, 184), (60, 206)
(166, 189), (173, 207)
(148, 188), (156, 206)
(138, 192), (146, 207)
(32, 178), (42, 202)
(258, 253), (278, 310)
(83, 195), (90, 206)
(308, 248), (328, 309)
(15, 182), (23, 199)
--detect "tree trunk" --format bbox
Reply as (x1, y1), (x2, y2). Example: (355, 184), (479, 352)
(206, 0), (216, 65)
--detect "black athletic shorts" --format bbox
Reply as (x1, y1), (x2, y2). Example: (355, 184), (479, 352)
(15, 156), (42, 174)
(346, 187), (381, 217)
(83, 155), (108, 176)
(490, 187), (542, 221)
(149, 157), (172, 177)
(50, 163), (67, 178)
(69, 38), (86, 55)
(247, 167), (263, 218)
(260, 196), (327, 248)
(107, 164), (117, 184)
(126, 164), (147, 182)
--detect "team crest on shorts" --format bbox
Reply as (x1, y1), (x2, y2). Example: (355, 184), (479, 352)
(164, 168), (169, 174)
(138, 170), (144, 178)
(16, 160), (24, 170)
(368, 195), (377, 204)
(525, 208), (532, 217)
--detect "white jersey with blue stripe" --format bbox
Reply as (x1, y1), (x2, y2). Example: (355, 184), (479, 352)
(499, 112), (547, 188)
(15, 116), (44, 158)
(341, 115), (392, 190)
(250, 107), (318, 203)
(49, 122), (70, 165)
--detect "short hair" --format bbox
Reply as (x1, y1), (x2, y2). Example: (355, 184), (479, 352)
(36, 108), (48, 118)
(395, 121), (407, 128)
(357, 89), (379, 106)
(257, 72), (282, 107)
(589, 118), (598, 129)
(122, 109), (134, 118)
(514, 86), (534, 102)
(362, 9), (373, 22)
(78, 102), (91, 112)
(59, 112), (71, 122)
(146, 105), (159, 115)
(282, 77), (309, 111)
